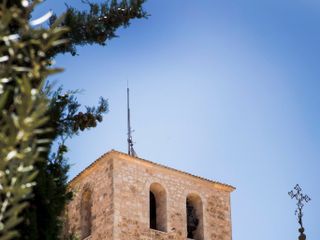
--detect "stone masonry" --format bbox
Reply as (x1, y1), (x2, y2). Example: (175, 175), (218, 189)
(64, 150), (235, 240)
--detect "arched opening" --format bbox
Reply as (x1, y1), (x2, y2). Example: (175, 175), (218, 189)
(149, 183), (167, 232)
(80, 188), (92, 239)
(186, 193), (204, 240)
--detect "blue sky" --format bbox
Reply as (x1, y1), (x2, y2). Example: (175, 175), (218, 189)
(35, 1), (319, 239)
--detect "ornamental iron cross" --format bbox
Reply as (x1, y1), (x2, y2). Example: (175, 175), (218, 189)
(288, 184), (311, 228)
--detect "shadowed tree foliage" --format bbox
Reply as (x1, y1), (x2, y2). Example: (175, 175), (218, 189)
(14, 1), (147, 240)
(18, 88), (108, 240)
(49, 0), (147, 57)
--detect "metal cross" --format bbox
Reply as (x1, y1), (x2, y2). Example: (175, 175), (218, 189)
(288, 184), (311, 228)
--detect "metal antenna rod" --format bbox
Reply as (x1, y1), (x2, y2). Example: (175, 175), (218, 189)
(127, 86), (136, 157)
(127, 87), (130, 155)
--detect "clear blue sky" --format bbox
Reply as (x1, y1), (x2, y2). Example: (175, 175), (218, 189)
(35, 1), (319, 239)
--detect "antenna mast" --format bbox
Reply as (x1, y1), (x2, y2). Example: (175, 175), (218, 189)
(127, 87), (137, 157)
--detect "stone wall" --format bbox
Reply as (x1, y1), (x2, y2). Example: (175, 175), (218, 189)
(65, 155), (114, 240)
(65, 150), (234, 240)
(113, 153), (233, 240)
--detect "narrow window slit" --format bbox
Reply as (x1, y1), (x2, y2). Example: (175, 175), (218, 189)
(150, 191), (157, 229)
(80, 189), (92, 239)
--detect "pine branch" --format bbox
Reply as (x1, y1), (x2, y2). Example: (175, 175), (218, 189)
(49, 0), (148, 56)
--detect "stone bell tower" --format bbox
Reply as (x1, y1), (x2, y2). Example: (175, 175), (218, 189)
(64, 150), (235, 240)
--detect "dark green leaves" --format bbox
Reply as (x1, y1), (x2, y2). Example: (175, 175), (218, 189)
(49, 0), (148, 56)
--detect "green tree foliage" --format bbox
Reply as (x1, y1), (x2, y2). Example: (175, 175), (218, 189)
(14, 1), (147, 240)
(0, 1), (67, 239)
(18, 89), (109, 240)
(50, 0), (148, 56)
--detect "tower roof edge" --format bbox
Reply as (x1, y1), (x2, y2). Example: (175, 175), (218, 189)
(68, 149), (236, 193)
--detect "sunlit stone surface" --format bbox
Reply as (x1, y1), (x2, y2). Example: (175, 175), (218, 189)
(64, 150), (235, 240)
